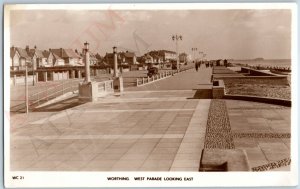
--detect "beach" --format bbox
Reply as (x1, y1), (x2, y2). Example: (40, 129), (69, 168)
(230, 59), (291, 68)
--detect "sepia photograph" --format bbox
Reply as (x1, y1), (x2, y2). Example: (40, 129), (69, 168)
(3, 3), (298, 188)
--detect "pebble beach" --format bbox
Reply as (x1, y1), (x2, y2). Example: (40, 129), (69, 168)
(224, 60), (292, 100)
(224, 78), (291, 100)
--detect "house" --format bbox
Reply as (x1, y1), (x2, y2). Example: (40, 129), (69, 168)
(51, 48), (81, 66)
(152, 54), (163, 63)
(10, 46), (32, 71)
(42, 50), (65, 67)
(95, 53), (102, 65)
(143, 54), (154, 64)
(136, 56), (145, 64)
(148, 50), (176, 63)
(119, 51), (136, 65)
(179, 53), (188, 63)
(26, 46), (47, 69)
(158, 50), (177, 63)
(42, 50), (54, 67)
(75, 49), (84, 65)
(103, 53), (122, 67)
(148, 51), (163, 63)
(89, 52), (98, 65)
(78, 49), (98, 66)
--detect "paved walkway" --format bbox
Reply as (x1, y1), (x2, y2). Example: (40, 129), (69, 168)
(226, 99), (291, 171)
(11, 94), (210, 171)
(10, 66), (212, 171)
(9, 65), (291, 172)
(128, 65), (212, 91)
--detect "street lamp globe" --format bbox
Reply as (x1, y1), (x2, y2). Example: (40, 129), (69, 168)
(84, 41), (89, 50)
(113, 46), (117, 53)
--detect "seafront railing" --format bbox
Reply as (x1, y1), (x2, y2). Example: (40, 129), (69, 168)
(11, 79), (83, 112)
(97, 80), (114, 93)
(136, 66), (193, 87)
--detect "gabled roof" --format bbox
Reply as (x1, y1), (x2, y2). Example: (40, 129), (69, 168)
(157, 50), (176, 55)
(144, 54), (153, 59)
(120, 52), (135, 58)
(50, 49), (62, 58)
(29, 49), (45, 58)
(63, 49), (81, 58)
(104, 53), (121, 59)
(95, 53), (102, 60)
(89, 52), (98, 60)
(42, 50), (62, 60)
(42, 51), (50, 58)
(52, 53), (63, 60)
(51, 48), (81, 59)
(15, 47), (31, 60)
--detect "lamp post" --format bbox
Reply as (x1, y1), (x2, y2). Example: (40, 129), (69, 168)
(32, 60), (35, 86)
(113, 46), (118, 77)
(84, 41), (91, 83)
(199, 51), (204, 63)
(25, 65), (29, 114)
(172, 34), (182, 70)
(192, 48), (197, 62)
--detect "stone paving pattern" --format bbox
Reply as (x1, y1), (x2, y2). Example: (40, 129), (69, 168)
(226, 100), (291, 171)
(10, 66), (291, 171)
(11, 93), (210, 171)
(204, 100), (234, 149)
(10, 67), (211, 171)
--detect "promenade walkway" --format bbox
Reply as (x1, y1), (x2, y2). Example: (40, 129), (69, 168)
(128, 66), (212, 91)
(10, 65), (291, 172)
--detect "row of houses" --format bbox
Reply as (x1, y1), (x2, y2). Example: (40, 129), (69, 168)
(10, 46), (100, 71)
(139, 50), (188, 64)
(10, 46), (189, 71)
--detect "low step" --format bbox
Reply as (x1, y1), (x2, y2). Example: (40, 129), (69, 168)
(199, 149), (251, 171)
(192, 89), (212, 99)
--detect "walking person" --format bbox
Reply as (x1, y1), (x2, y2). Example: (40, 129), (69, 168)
(195, 61), (199, 72)
(224, 59), (228, 67)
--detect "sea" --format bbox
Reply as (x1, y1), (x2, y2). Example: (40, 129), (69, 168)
(230, 59), (291, 68)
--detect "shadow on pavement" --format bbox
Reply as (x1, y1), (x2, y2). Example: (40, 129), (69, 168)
(33, 96), (86, 112)
(188, 89), (212, 99)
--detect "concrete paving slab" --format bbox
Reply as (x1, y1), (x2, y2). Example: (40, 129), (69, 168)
(10, 66), (291, 173)
(200, 149), (251, 171)
(226, 99), (291, 171)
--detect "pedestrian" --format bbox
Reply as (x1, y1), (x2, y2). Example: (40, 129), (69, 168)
(224, 59), (228, 67)
(195, 61), (199, 72)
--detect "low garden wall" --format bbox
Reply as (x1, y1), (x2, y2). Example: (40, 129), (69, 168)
(212, 80), (225, 99)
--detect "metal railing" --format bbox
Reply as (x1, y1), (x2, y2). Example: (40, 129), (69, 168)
(98, 80), (114, 93)
(11, 79), (83, 112)
(136, 66), (194, 87)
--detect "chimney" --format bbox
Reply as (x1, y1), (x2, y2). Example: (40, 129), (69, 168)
(25, 45), (29, 53)
(34, 45), (37, 49)
(75, 49), (78, 54)
(49, 48), (51, 52)
(60, 48), (63, 57)
(11, 45), (15, 52)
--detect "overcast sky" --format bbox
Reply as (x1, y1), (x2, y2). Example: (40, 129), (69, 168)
(10, 9), (291, 59)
